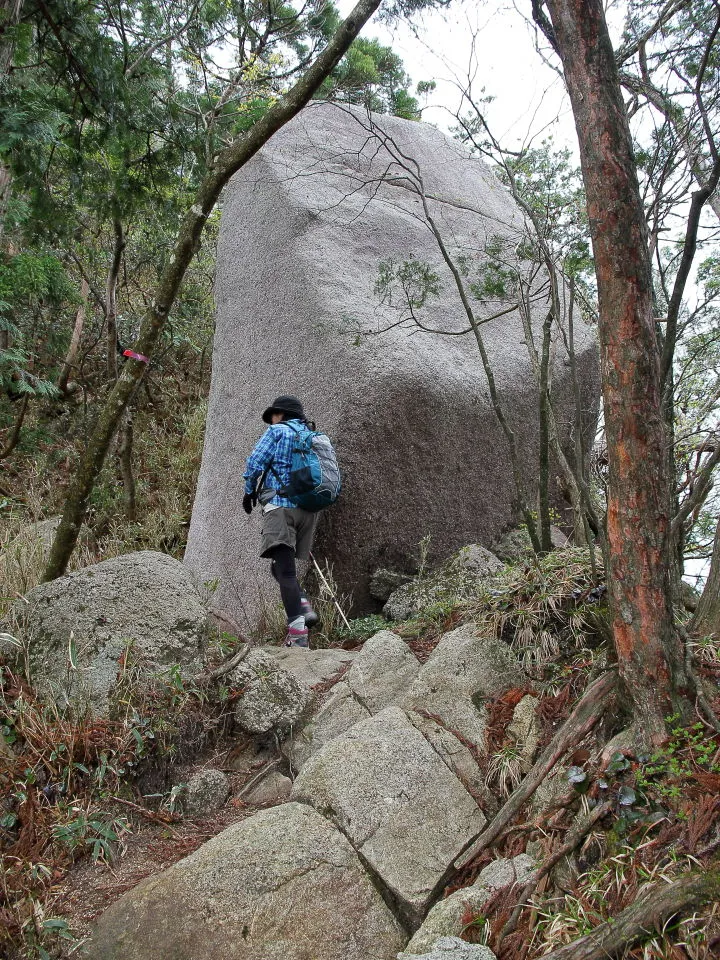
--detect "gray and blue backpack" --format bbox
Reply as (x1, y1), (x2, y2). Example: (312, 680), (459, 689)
(273, 422), (341, 512)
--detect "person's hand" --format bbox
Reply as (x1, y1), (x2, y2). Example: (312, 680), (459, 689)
(242, 493), (253, 515)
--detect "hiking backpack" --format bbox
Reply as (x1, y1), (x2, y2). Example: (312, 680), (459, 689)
(274, 422), (341, 512)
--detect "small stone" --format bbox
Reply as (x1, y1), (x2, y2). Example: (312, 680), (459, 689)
(491, 526), (568, 564)
(244, 771), (292, 806)
(384, 546), (503, 622)
(400, 936), (497, 960)
(452, 545), (503, 578)
(369, 568), (412, 603)
(230, 649), (310, 734)
(506, 695), (541, 768)
(183, 769), (229, 817)
(475, 854), (535, 890)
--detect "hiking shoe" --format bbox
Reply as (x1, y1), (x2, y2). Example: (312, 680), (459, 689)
(300, 599), (319, 629)
(284, 625), (309, 648)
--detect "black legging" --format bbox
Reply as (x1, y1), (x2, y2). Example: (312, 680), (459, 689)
(269, 544), (303, 621)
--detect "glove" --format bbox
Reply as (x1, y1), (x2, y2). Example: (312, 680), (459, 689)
(242, 493), (254, 515)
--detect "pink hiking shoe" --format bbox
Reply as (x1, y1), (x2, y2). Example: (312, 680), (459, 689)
(300, 598), (319, 628)
(284, 625), (309, 648)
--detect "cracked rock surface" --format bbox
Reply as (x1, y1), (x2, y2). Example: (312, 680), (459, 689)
(290, 706), (486, 924)
(79, 802), (406, 960)
(284, 681), (371, 772)
(401, 624), (524, 752)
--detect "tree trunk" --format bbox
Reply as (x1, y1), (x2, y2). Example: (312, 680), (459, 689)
(42, 0), (385, 582)
(106, 219), (125, 381)
(537, 304), (554, 553)
(692, 516), (720, 638)
(0, 392), (29, 459)
(541, 0), (693, 742)
(117, 411), (136, 522)
(537, 864), (720, 960)
(57, 277), (89, 394)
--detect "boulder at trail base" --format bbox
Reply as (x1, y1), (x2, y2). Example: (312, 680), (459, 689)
(80, 802), (406, 960)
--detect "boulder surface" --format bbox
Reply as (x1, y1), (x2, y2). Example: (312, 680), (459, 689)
(401, 855), (535, 954)
(184, 101), (599, 628)
(16, 551), (208, 713)
(384, 545), (504, 621)
(291, 706), (486, 923)
(346, 630), (420, 712)
(230, 649), (310, 733)
(402, 623), (524, 751)
(400, 938), (497, 960)
(80, 802), (406, 960)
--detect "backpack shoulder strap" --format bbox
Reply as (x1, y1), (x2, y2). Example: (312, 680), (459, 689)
(264, 421), (304, 484)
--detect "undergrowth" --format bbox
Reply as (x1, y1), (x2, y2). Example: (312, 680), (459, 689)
(0, 395), (208, 619)
(0, 652), (233, 959)
(2, 542), (718, 960)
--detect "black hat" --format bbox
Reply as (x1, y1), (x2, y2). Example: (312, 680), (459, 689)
(262, 395), (304, 423)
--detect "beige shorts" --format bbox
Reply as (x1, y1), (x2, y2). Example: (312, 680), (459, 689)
(260, 507), (318, 560)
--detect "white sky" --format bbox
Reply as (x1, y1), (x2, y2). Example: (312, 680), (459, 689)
(336, 0), (715, 583)
(347, 0), (580, 150)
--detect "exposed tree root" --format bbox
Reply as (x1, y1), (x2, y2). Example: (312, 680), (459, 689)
(198, 643), (250, 684)
(455, 670), (617, 871)
(535, 863), (720, 960)
(496, 800), (613, 950)
(108, 794), (181, 826)
(235, 759), (282, 800)
(678, 621), (720, 734)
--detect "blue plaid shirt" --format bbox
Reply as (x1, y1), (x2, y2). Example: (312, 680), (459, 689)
(243, 419), (301, 509)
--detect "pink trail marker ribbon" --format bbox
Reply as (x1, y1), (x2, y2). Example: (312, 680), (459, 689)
(123, 350), (150, 364)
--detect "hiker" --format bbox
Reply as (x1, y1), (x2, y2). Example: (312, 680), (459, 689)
(242, 395), (321, 648)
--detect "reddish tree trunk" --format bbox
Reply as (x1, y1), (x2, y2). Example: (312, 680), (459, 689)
(543, 0), (693, 741)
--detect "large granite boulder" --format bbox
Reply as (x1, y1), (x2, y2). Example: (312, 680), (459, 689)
(14, 552), (209, 713)
(291, 706), (486, 924)
(184, 101), (599, 629)
(80, 802), (406, 960)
